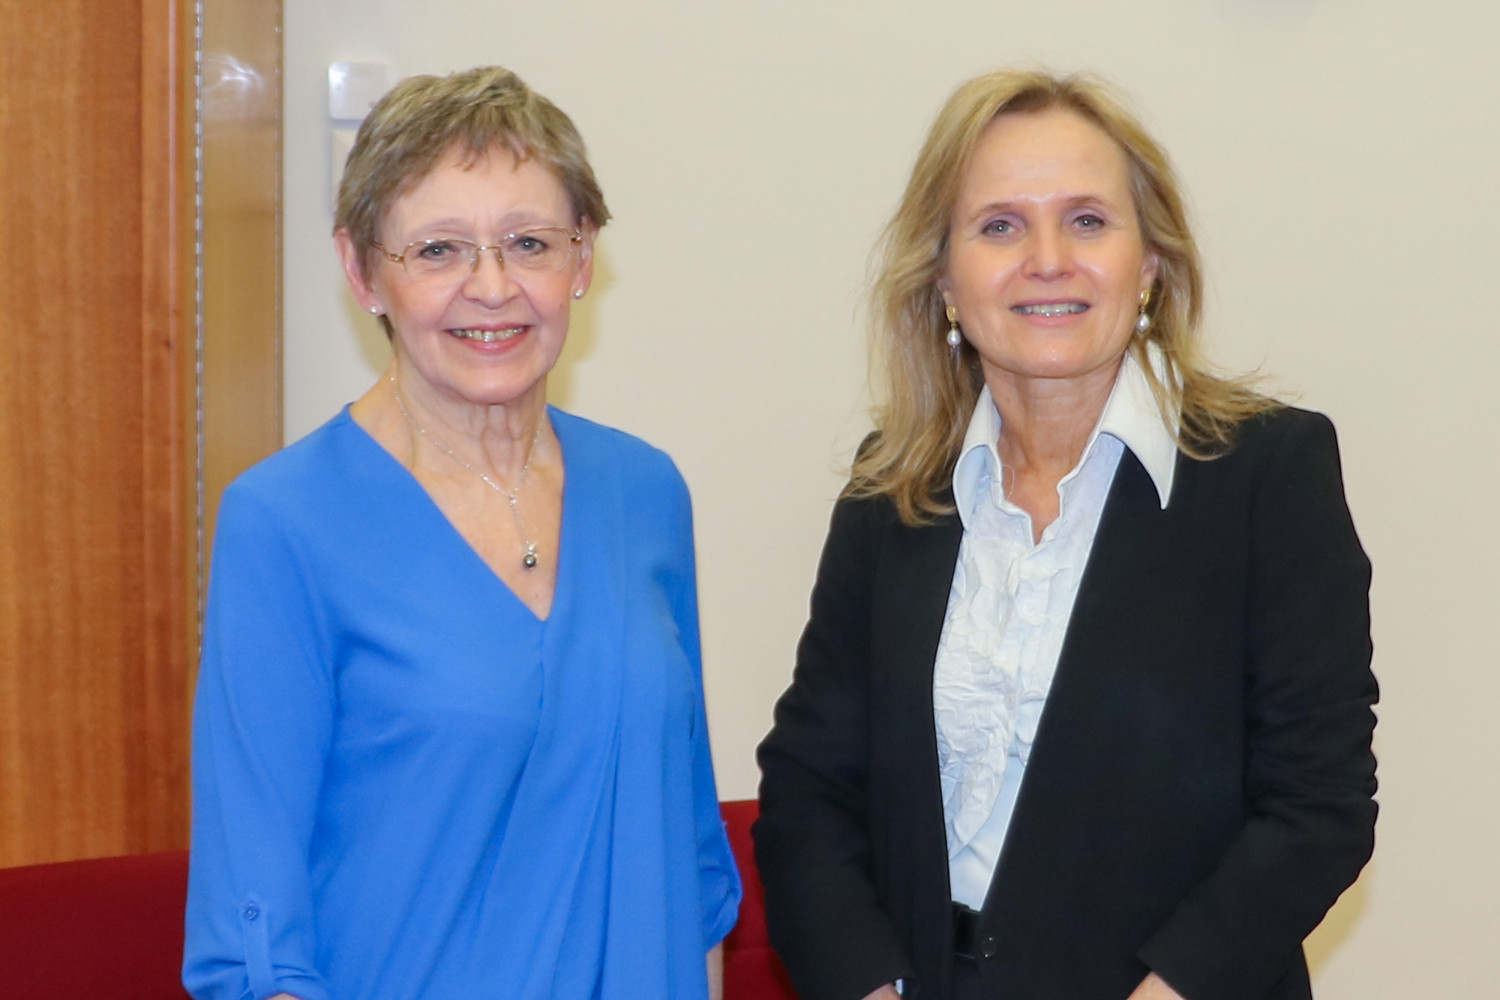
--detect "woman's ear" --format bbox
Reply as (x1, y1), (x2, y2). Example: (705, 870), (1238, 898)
(571, 220), (598, 300)
(1141, 252), (1160, 294)
(334, 229), (381, 314)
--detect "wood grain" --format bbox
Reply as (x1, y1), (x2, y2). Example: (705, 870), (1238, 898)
(1, 0), (164, 866)
(137, 0), (201, 858)
(0, 0), (281, 868)
(202, 0), (284, 552)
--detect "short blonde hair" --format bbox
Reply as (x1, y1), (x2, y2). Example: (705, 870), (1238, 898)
(335, 65), (609, 290)
(852, 69), (1272, 524)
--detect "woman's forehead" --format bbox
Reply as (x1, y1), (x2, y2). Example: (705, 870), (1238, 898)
(384, 150), (570, 236)
(958, 109), (1133, 206)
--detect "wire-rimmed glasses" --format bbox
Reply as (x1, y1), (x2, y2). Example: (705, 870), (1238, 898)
(373, 228), (582, 282)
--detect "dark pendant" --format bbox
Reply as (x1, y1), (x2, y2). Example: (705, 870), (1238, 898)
(522, 549), (538, 570)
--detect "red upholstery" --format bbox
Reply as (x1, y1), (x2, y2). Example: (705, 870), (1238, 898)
(0, 849), (191, 999)
(720, 798), (801, 1000)
(0, 801), (796, 1000)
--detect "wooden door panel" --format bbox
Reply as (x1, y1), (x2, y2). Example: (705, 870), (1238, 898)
(0, 0), (279, 868)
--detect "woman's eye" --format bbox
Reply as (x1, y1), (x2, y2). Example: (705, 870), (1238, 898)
(507, 234), (550, 256)
(417, 240), (462, 260)
(982, 219), (1015, 236)
(1073, 214), (1106, 230)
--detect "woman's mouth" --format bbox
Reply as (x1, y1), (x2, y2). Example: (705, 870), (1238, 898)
(450, 326), (525, 343)
(1012, 303), (1087, 317)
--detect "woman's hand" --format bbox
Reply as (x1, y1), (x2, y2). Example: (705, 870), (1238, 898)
(1126, 972), (1186, 1000)
(707, 942), (723, 1000)
(860, 985), (902, 1000)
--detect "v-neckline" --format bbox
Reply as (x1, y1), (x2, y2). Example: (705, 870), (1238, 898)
(344, 405), (571, 625)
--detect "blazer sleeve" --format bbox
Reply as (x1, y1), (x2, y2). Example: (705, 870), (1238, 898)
(1139, 411), (1379, 1000)
(754, 495), (917, 1000)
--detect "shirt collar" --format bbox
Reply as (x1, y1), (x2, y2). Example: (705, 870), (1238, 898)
(951, 346), (1179, 528)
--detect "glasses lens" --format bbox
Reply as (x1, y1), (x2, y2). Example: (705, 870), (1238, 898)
(500, 229), (574, 273)
(404, 239), (476, 278)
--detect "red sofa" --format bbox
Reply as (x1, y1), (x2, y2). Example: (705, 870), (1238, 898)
(718, 798), (800, 999)
(0, 849), (190, 998)
(0, 800), (796, 999)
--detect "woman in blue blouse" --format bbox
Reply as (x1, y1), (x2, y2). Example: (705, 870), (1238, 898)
(184, 66), (740, 1000)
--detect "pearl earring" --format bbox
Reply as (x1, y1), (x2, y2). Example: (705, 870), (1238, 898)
(945, 305), (962, 360)
(572, 289), (584, 300)
(369, 305), (381, 315)
(1135, 288), (1152, 334)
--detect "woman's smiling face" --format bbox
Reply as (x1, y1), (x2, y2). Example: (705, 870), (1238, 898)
(941, 107), (1158, 400)
(341, 145), (593, 411)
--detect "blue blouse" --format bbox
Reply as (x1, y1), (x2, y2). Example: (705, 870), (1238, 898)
(184, 407), (741, 1000)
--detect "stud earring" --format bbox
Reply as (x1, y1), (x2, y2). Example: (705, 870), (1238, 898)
(369, 305), (381, 316)
(1135, 288), (1152, 334)
(945, 305), (962, 360)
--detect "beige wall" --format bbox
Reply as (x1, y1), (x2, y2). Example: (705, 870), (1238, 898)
(283, 2), (1500, 994)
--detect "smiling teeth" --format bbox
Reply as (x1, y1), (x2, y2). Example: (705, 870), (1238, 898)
(1014, 303), (1086, 316)
(453, 327), (522, 342)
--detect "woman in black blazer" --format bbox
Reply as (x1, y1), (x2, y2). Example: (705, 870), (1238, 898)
(754, 70), (1376, 1000)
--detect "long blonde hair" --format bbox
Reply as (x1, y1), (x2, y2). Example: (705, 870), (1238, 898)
(850, 70), (1273, 525)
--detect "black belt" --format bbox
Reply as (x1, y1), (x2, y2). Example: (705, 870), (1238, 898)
(952, 902), (983, 960)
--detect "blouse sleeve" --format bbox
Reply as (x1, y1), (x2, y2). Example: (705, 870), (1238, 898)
(183, 484), (334, 1000)
(661, 463), (743, 949)
(1139, 412), (1379, 1000)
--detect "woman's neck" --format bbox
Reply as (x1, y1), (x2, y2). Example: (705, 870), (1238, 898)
(987, 363), (1117, 482)
(359, 362), (552, 485)
(983, 360), (1121, 542)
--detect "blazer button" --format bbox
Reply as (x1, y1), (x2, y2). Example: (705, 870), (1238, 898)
(978, 935), (999, 959)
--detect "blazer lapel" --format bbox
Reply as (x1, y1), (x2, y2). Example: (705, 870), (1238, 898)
(873, 504), (964, 759)
(980, 450), (1167, 907)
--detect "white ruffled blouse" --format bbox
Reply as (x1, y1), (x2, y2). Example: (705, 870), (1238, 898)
(935, 349), (1179, 909)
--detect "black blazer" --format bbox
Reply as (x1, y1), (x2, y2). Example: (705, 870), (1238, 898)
(754, 407), (1377, 1000)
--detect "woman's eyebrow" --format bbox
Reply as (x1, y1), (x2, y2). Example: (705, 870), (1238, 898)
(960, 193), (1117, 222)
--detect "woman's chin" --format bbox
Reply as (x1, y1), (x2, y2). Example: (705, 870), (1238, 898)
(981, 349), (1126, 390)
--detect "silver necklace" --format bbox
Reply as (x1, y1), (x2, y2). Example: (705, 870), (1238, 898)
(391, 375), (544, 570)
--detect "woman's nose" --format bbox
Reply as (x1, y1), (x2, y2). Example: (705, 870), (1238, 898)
(1025, 227), (1073, 279)
(462, 246), (519, 303)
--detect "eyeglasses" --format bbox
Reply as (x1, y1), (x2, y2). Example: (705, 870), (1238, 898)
(373, 227), (582, 281)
